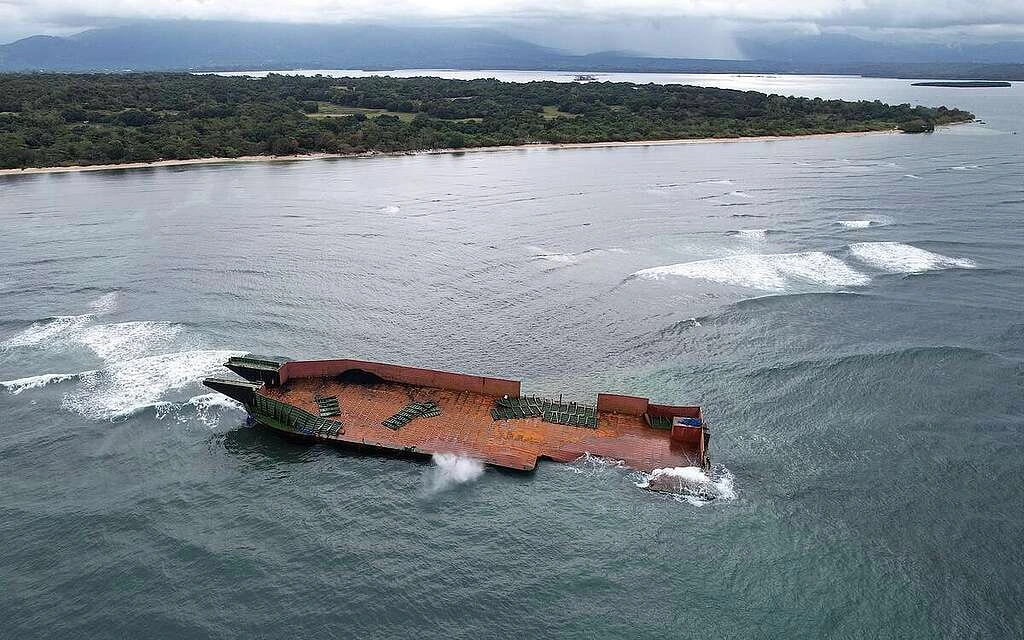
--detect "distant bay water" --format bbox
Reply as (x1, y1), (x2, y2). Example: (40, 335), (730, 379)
(218, 68), (1018, 109)
(2, 74), (1022, 638)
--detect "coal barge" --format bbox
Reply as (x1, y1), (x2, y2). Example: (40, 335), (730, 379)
(204, 355), (709, 473)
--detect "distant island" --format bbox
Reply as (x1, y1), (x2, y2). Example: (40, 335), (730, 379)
(911, 81), (1011, 88)
(0, 73), (974, 170)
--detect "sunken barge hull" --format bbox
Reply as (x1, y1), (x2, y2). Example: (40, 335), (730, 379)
(204, 355), (708, 472)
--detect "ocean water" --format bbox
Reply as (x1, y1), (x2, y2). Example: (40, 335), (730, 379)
(1, 76), (1022, 638)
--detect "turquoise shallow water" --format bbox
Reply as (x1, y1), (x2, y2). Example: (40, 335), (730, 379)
(1, 76), (1022, 638)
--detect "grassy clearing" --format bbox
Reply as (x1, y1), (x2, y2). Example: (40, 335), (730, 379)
(542, 105), (578, 119)
(310, 103), (416, 122)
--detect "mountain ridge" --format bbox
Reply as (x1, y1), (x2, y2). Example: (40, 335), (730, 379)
(2, 21), (1023, 80)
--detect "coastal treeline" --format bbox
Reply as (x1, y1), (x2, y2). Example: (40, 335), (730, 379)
(0, 73), (973, 169)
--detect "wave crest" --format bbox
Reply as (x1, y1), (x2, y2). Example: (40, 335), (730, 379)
(849, 242), (975, 272)
(1, 371), (93, 395)
(632, 251), (870, 291)
(0, 314), (92, 350)
(61, 349), (244, 420)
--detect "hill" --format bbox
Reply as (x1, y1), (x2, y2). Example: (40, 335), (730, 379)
(1, 21), (1023, 80)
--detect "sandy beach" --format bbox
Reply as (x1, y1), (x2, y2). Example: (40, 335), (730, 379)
(0, 129), (899, 176)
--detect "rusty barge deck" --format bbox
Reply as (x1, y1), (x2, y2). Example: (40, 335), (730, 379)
(204, 355), (708, 472)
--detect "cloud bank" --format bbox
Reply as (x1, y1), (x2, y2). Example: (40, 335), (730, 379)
(2, 0), (1024, 51)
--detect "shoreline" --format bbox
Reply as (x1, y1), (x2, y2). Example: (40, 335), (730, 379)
(0, 129), (901, 176)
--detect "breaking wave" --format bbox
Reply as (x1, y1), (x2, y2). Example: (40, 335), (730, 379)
(0, 293), (119, 351)
(838, 216), (892, 230)
(634, 465), (736, 506)
(77, 321), (182, 363)
(423, 453), (485, 494)
(0, 294), (245, 423)
(531, 247), (626, 265)
(630, 242), (974, 292)
(88, 292), (119, 314)
(153, 392), (245, 428)
(61, 349), (243, 421)
(849, 242), (975, 272)
(0, 314), (92, 350)
(632, 251), (870, 291)
(727, 229), (769, 240)
(837, 220), (872, 229)
(535, 252), (579, 264)
(0, 371), (94, 395)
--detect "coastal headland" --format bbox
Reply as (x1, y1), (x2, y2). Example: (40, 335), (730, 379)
(0, 73), (974, 171)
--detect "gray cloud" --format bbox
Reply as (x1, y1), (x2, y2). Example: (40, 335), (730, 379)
(2, 0), (1024, 50)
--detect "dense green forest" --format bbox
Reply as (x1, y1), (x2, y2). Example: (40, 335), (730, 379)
(0, 73), (973, 169)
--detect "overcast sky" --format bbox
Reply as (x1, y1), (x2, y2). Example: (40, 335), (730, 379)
(3, 0), (1024, 54)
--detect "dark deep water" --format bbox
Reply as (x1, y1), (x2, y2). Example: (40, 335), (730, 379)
(1, 77), (1022, 638)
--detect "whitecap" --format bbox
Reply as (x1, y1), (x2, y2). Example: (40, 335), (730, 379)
(951, 165), (980, 171)
(631, 251), (870, 291)
(729, 191), (753, 199)
(1, 371), (93, 394)
(837, 220), (873, 229)
(171, 392), (245, 428)
(0, 314), (92, 350)
(849, 242), (975, 273)
(533, 247), (625, 264)
(700, 179), (734, 185)
(729, 229), (768, 239)
(88, 292), (119, 314)
(61, 349), (244, 420)
(904, 174), (922, 180)
(535, 253), (579, 264)
(381, 205), (401, 214)
(77, 321), (183, 363)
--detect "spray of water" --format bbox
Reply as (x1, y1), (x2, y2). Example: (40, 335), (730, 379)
(635, 465), (736, 506)
(423, 453), (485, 494)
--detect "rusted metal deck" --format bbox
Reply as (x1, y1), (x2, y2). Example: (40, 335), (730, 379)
(204, 356), (707, 472)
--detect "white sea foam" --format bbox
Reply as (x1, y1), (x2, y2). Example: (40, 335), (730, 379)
(632, 251), (870, 291)
(701, 179), (734, 185)
(0, 371), (93, 394)
(88, 292), (119, 314)
(535, 252), (579, 264)
(729, 191), (754, 199)
(186, 392), (243, 412)
(533, 247), (625, 264)
(381, 205), (401, 214)
(62, 349), (243, 420)
(171, 392), (245, 427)
(731, 228), (768, 239)
(951, 165), (980, 171)
(562, 452), (628, 475)
(904, 174), (923, 180)
(634, 465), (736, 506)
(77, 321), (182, 363)
(837, 220), (873, 229)
(849, 242), (975, 273)
(0, 314), (92, 350)
(1, 294), (118, 351)
(423, 453), (485, 493)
